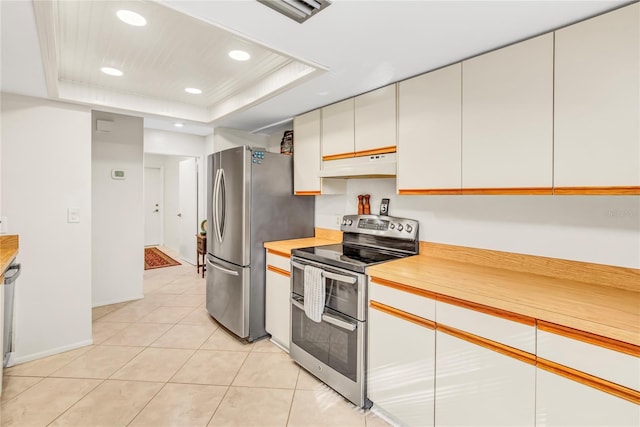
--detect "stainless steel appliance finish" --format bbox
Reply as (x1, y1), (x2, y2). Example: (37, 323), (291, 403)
(206, 146), (314, 342)
(290, 214), (419, 408)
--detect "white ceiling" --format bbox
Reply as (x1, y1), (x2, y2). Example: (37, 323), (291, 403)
(1, 0), (632, 136)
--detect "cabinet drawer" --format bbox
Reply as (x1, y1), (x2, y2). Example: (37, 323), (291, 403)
(436, 297), (535, 353)
(369, 278), (435, 321)
(266, 251), (290, 274)
(537, 323), (640, 391)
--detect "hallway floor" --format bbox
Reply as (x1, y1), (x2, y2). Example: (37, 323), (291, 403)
(1, 248), (390, 427)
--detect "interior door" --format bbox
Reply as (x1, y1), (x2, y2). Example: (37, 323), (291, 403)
(144, 166), (162, 246)
(178, 158), (198, 265)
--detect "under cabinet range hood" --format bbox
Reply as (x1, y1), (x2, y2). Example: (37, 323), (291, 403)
(319, 153), (397, 178)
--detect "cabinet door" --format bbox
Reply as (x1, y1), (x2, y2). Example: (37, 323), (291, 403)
(536, 368), (639, 427)
(435, 330), (535, 426)
(554, 3), (639, 192)
(368, 304), (435, 427)
(265, 265), (291, 351)
(354, 84), (397, 155)
(322, 98), (355, 159)
(293, 110), (321, 195)
(397, 64), (462, 194)
(462, 34), (553, 193)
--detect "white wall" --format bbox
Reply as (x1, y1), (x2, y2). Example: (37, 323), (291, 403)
(144, 129), (207, 228)
(0, 93), (92, 363)
(92, 111), (144, 307)
(315, 178), (640, 268)
(213, 127), (269, 153)
(144, 153), (191, 253)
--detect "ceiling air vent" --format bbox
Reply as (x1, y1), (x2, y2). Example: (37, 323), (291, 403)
(257, 0), (331, 23)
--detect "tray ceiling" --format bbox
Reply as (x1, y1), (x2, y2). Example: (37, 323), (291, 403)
(33, 0), (325, 124)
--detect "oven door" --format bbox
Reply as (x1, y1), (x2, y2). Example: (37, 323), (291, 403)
(290, 293), (360, 381)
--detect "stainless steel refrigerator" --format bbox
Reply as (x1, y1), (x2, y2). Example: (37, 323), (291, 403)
(206, 146), (314, 341)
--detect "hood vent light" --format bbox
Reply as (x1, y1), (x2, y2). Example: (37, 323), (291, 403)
(257, 0), (331, 23)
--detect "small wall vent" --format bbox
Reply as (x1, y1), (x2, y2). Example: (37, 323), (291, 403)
(257, 0), (331, 23)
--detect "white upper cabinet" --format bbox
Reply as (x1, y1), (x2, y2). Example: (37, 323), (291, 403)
(293, 109), (321, 195)
(397, 63), (462, 194)
(321, 98), (355, 160)
(554, 3), (640, 193)
(462, 34), (554, 193)
(354, 84), (397, 155)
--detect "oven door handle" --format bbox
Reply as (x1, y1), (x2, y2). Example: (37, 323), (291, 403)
(290, 261), (357, 284)
(290, 296), (357, 332)
(322, 312), (357, 332)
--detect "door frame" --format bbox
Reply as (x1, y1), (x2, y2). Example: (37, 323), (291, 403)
(144, 164), (164, 247)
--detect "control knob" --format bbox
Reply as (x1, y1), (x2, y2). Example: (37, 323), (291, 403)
(397, 224), (404, 231)
(347, 219), (353, 226)
(342, 219), (347, 226)
(389, 223), (395, 230)
(405, 224), (413, 232)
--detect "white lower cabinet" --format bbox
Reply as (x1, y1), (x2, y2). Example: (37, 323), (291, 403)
(434, 330), (535, 427)
(536, 368), (639, 427)
(368, 305), (435, 427)
(265, 252), (291, 351)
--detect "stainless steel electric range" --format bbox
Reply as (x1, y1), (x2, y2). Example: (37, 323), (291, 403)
(289, 214), (419, 408)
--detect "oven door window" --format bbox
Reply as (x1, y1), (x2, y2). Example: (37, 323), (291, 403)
(291, 296), (359, 382)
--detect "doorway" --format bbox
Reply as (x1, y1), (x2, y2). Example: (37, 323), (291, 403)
(143, 155), (199, 265)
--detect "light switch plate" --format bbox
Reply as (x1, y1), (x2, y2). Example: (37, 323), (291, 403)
(67, 208), (80, 223)
(0, 216), (7, 233)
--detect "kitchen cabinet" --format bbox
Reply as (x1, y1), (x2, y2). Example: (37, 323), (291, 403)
(434, 299), (536, 426)
(293, 109), (347, 195)
(397, 63), (462, 194)
(554, 3), (640, 194)
(368, 279), (436, 426)
(0, 273), (3, 396)
(354, 84), (397, 156)
(321, 98), (354, 160)
(265, 250), (291, 351)
(536, 320), (639, 426)
(293, 109), (322, 195)
(536, 368), (638, 427)
(462, 33), (553, 194)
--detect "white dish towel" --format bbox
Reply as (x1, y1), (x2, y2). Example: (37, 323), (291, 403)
(303, 265), (325, 322)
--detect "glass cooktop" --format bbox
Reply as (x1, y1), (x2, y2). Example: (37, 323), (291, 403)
(291, 243), (407, 273)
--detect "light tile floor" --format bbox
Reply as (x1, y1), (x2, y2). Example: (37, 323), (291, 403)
(1, 247), (391, 427)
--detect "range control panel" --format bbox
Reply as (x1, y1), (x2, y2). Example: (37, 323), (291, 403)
(341, 214), (419, 240)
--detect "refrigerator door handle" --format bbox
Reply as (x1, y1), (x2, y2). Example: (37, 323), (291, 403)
(219, 168), (226, 242)
(206, 258), (239, 276)
(213, 169), (223, 243)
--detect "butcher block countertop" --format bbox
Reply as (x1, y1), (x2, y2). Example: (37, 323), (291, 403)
(263, 228), (342, 256)
(367, 242), (640, 346)
(0, 235), (19, 277)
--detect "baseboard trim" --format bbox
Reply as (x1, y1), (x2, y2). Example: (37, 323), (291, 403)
(92, 294), (144, 308)
(8, 338), (93, 367)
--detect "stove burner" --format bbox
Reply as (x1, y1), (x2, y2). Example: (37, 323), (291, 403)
(292, 243), (406, 273)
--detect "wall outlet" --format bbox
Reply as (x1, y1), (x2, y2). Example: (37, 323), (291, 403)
(335, 215), (343, 225)
(0, 216), (7, 233)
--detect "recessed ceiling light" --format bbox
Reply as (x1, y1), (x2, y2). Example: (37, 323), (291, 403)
(100, 67), (123, 77)
(173, 123), (184, 128)
(185, 87), (202, 95)
(116, 10), (147, 27)
(317, 91), (329, 96)
(229, 50), (251, 61)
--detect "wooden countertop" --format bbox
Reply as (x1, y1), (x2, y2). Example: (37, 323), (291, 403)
(367, 246), (640, 346)
(0, 235), (19, 276)
(263, 228), (342, 255)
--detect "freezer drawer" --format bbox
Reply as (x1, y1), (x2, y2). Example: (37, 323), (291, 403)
(205, 256), (250, 338)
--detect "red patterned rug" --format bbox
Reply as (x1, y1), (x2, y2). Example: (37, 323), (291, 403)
(144, 247), (181, 270)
